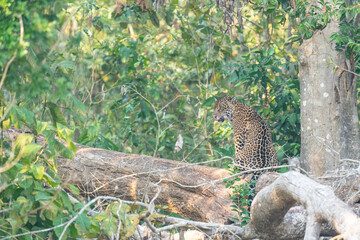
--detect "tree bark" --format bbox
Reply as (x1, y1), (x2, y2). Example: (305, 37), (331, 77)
(299, 19), (359, 176)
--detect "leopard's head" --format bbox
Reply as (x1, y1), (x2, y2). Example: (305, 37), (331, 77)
(213, 96), (236, 123)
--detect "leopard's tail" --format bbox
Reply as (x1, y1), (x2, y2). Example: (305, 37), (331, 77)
(247, 172), (260, 212)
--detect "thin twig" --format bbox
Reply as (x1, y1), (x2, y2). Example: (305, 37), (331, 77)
(159, 94), (185, 112)
(182, 130), (216, 162)
(157, 216), (244, 236)
(131, 87), (161, 157)
(0, 56), (16, 91)
(340, 158), (360, 164)
(335, 65), (360, 77)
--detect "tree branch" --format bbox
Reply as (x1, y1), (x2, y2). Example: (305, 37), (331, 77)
(251, 171), (360, 239)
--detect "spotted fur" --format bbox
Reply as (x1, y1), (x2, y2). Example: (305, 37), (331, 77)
(213, 96), (278, 172)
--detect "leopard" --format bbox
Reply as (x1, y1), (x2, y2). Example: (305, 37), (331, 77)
(213, 96), (278, 201)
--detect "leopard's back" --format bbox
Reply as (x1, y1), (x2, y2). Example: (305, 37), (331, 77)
(213, 96), (278, 172)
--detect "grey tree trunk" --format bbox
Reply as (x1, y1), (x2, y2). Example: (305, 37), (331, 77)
(299, 21), (359, 175)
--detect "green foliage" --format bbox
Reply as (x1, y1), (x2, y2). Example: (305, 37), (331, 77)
(289, 0), (360, 75)
(288, 0), (332, 42)
(225, 170), (256, 226)
(330, 3), (360, 74)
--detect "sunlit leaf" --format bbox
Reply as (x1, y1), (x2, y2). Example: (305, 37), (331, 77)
(122, 214), (140, 238)
(22, 142), (42, 158)
(31, 163), (44, 180)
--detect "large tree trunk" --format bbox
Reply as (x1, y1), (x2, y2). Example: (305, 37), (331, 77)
(299, 20), (359, 175)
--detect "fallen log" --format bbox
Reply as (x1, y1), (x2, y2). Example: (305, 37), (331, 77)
(57, 144), (240, 224)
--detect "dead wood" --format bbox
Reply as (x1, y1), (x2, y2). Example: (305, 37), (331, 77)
(57, 144), (240, 224)
(251, 171), (360, 240)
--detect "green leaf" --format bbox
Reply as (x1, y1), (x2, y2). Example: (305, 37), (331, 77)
(47, 102), (67, 126)
(54, 215), (69, 238)
(22, 142), (42, 158)
(18, 177), (34, 189)
(202, 97), (215, 106)
(13, 106), (37, 132)
(44, 130), (74, 159)
(18, 197), (33, 216)
(59, 191), (73, 211)
(6, 218), (19, 233)
(148, 10), (159, 27)
(86, 219), (101, 237)
(75, 213), (91, 234)
(43, 173), (61, 187)
(122, 214), (140, 238)
(92, 212), (108, 222)
(34, 191), (52, 201)
(58, 60), (75, 72)
(15, 134), (34, 150)
(57, 125), (74, 143)
(31, 163), (45, 180)
(109, 201), (130, 215)
(69, 94), (86, 115)
(44, 202), (58, 221)
(289, 113), (297, 126)
(100, 216), (117, 237)
(67, 184), (80, 195)
(69, 141), (77, 153)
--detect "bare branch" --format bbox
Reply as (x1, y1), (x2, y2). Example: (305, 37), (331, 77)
(19, 14), (24, 45)
(335, 64), (360, 77)
(131, 87), (161, 157)
(340, 158), (360, 164)
(0, 56), (16, 91)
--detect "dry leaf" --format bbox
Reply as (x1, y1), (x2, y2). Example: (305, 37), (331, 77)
(174, 134), (183, 152)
